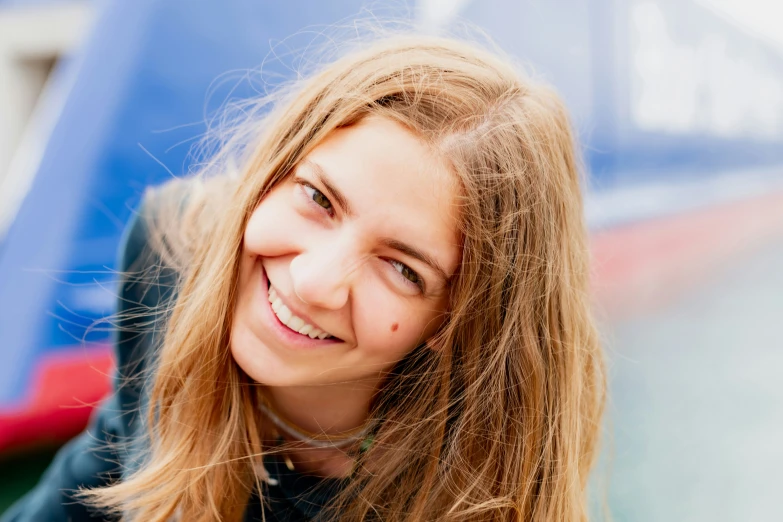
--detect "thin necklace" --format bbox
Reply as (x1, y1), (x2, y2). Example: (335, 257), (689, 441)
(257, 395), (374, 451)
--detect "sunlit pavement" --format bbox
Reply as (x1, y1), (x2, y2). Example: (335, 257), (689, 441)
(604, 238), (783, 521)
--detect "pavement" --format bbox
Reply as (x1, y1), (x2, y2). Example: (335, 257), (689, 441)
(603, 237), (783, 521)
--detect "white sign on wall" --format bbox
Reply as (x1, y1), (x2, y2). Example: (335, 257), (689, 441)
(629, 1), (783, 139)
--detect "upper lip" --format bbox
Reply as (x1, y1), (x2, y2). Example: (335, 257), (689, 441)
(268, 281), (339, 339)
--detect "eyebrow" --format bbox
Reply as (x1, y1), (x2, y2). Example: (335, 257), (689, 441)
(301, 159), (452, 284)
(302, 159), (354, 216)
(381, 238), (451, 284)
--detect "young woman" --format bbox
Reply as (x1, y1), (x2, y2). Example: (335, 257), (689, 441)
(4, 34), (605, 521)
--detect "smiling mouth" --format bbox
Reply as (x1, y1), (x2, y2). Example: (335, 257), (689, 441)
(266, 279), (340, 341)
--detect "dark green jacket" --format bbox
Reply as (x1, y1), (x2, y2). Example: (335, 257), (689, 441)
(2, 198), (342, 521)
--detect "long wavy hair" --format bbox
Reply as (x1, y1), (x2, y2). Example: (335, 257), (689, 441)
(83, 33), (605, 521)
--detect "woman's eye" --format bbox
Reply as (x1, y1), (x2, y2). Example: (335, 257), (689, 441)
(302, 183), (333, 213)
(390, 260), (423, 290)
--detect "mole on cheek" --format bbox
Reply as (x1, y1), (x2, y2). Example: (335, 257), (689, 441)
(390, 322), (399, 332)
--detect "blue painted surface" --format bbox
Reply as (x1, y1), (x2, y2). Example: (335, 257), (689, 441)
(0, 0), (89, 6)
(2, 0), (783, 406)
(0, 0), (382, 404)
(461, 0), (783, 186)
(2, 5), (783, 520)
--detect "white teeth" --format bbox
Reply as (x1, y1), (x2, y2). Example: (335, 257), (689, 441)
(288, 316), (305, 331)
(266, 283), (333, 340)
(276, 304), (292, 323)
(298, 324), (313, 335)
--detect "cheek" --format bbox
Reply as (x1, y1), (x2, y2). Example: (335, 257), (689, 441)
(244, 206), (276, 253)
(243, 190), (300, 255)
(352, 296), (439, 358)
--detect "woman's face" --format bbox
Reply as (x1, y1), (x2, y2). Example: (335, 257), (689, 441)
(231, 116), (461, 389)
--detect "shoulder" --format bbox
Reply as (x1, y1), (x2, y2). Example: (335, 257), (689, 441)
(111, 186), (183, 407)
(112, 175), (234, 383)
(123, 176), (236, 273)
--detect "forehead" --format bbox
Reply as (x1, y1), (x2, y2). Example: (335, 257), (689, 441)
(302, 117), (461, 274)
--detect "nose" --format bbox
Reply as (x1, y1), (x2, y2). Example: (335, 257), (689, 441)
(289, 239), (364, 310)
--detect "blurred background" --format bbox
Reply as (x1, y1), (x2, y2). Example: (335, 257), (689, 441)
(0, 0), (781, 519)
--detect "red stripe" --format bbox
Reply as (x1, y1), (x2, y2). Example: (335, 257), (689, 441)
(591, 190), (783, 318)
(0, 345), (114, 452)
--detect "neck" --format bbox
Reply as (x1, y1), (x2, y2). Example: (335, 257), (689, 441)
(264, 377), (379, 439)
(260, 379), (379, 478)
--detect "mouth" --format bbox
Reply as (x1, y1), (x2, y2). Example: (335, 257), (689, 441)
(264, 278), (342, 342)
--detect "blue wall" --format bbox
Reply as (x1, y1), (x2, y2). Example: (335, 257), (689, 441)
(1, 0), (782, 406)
(0, 0), (386, 404)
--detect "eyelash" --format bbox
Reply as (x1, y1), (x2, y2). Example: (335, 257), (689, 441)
(300, 180), (335, 216)
(388, 259), (425, 291)
(296, 179), (425, 292)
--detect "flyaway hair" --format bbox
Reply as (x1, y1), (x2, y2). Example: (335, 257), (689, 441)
(82, 32), (605, 521)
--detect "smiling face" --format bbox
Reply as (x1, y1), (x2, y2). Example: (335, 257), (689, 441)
(230, 116), (461, 391)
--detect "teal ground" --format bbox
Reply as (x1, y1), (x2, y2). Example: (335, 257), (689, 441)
(605, 238), (783, 521)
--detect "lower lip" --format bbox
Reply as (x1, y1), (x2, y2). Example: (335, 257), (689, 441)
(257, 262), (342, 349)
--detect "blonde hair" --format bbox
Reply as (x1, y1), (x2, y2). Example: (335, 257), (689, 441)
(84, 33), (605, 521)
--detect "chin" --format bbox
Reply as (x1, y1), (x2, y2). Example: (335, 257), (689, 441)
(229, 322), (290, 386)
